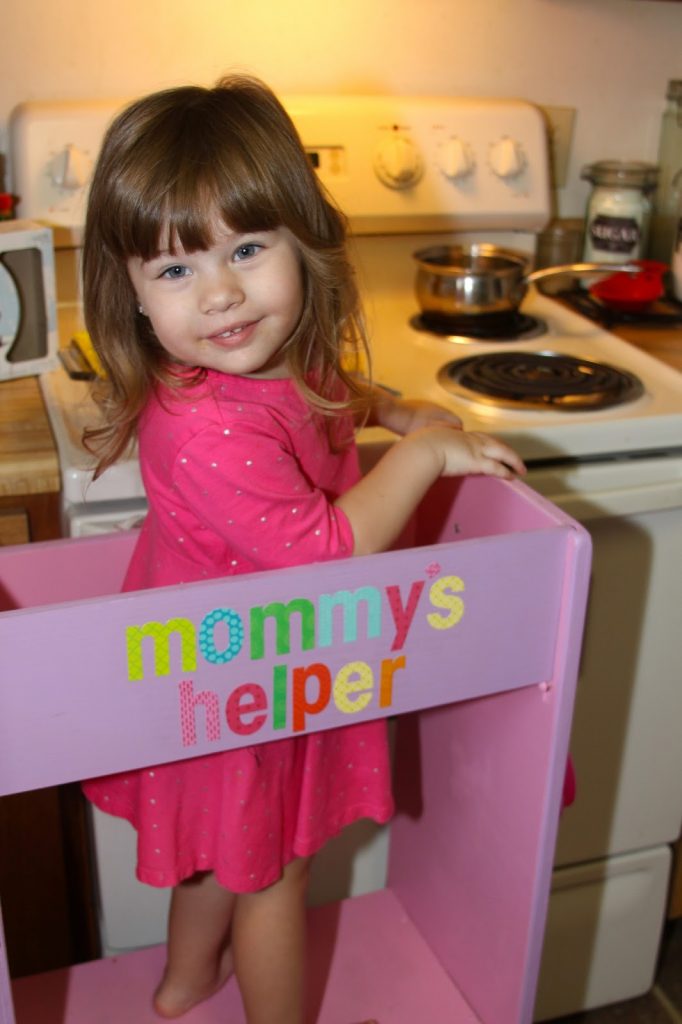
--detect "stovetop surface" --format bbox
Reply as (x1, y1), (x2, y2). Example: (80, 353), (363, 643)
(550, 285), (682, 328)
(437, 350), (644, 411)
(40, 366), (145, 505)
(364, 289), (682, 461)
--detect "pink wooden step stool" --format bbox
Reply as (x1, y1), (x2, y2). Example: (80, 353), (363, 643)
(0, 476), (591, 1024)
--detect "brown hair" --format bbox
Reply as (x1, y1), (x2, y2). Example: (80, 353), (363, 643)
(82, 74), (368, 475)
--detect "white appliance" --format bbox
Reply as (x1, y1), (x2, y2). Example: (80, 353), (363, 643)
(0, 219), (59, 379)
(11, 95), (682, 1019)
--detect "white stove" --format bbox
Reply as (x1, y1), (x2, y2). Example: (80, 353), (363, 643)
(365, 274), (682, 460)
(10, 93), (682, 1019)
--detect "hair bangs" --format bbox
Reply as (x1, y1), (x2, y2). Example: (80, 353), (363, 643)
(116, 140), (284, 262)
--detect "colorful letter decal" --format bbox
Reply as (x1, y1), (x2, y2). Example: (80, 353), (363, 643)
(127, 618), (197, 681)
(427, 575), (465, 630)
(318, 587), (382, 646)
(250, 599), (316, 659)
(199, 607), (244, 664)
(130, 569), (466, 747)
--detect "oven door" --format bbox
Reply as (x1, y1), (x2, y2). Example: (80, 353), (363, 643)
(528, 451), (682, 1017)
(527, 451), (682, 859)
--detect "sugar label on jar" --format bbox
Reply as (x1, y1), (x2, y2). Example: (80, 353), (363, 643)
(588, 214), (640, 255)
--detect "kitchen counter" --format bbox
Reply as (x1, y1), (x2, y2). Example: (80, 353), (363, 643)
(0, 376), (60, 497)
(606, 323), (682, 374)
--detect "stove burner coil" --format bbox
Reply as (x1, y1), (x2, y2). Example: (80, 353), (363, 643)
(411, 310), (547, 342)
(438, 351), (644, 410)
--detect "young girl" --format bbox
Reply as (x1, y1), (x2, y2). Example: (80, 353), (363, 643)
(81, 74), (525, 1023)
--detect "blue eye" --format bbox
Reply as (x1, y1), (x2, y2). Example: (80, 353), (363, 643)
(233, 243), (261, 262)
(160, 264), (189, 279)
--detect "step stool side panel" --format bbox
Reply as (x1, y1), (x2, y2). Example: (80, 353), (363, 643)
(387, 525), (591, 1024)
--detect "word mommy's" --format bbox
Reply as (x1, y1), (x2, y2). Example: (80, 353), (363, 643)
(124, 575), (464, 745)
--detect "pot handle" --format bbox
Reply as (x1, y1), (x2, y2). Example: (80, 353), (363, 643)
(525, 262), (639, 285)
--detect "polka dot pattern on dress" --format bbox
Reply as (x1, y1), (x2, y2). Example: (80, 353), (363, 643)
(81, 371), (389, 894)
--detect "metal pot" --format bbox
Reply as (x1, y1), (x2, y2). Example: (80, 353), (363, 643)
(414, 243), (636, 318)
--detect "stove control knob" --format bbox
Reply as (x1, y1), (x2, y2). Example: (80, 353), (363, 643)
(437, 137), (475, 181)
(49, 144), (93, 190)
(489, 137), (526, 180)
(374, 134), (423, 189)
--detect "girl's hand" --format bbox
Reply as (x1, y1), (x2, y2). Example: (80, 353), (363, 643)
(337, 422), (524, 556)
(417, 424), (526, 480)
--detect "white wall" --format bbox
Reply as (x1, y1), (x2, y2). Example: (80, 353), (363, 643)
(2, 0), (681, 215)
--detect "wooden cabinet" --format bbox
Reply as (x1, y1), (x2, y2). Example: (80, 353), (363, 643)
(0, 492), (59, 545)
(0, 378), (61, 505)
(0, 510), (30, 546)
(0, 785), (100, 977)
(0, 377), (100, 976)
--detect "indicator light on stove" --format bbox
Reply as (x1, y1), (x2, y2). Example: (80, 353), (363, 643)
(374, 134), (423, 189)
(489, 137), (526, 180)
(437, 137), (475, 181)
(49, 143), (93, 190)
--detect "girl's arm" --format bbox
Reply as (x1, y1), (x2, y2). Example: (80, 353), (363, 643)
(336, 423), (525, 557)
(361, 382), (463, 435)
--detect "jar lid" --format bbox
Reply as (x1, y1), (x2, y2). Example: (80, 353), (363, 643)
(580, 160), (659, 190)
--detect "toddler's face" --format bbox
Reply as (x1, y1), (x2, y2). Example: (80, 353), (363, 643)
(127, 218), (304, 379)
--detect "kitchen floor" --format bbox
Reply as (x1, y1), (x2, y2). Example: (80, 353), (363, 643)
(553, 919), (682, 1024)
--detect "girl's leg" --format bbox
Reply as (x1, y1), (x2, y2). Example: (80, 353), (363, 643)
(153, 871), (236, 1019)
(232, 856), (311, 1024)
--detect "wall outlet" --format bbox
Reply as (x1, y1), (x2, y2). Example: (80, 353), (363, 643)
(539, 105), (576, 190)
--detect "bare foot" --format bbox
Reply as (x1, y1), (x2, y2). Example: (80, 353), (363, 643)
(153, 943), (234, 1019)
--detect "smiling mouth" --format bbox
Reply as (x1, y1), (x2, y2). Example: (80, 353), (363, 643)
(207, 321), (258, 345)
(214, 324), (248, 340)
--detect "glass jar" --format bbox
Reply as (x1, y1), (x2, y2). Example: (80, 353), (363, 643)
(581, 160), (658, 264)
(671, 169), (682, 302)
(534, 218), (585, 294)
(648, 80), (682, 262)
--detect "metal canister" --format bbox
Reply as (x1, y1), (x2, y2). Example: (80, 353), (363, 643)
(534, 218), (585, 293)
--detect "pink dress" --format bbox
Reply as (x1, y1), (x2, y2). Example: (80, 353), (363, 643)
(83, 370), (394, 893)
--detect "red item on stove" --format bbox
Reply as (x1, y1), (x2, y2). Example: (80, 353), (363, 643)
(589, 259), (667, 311)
